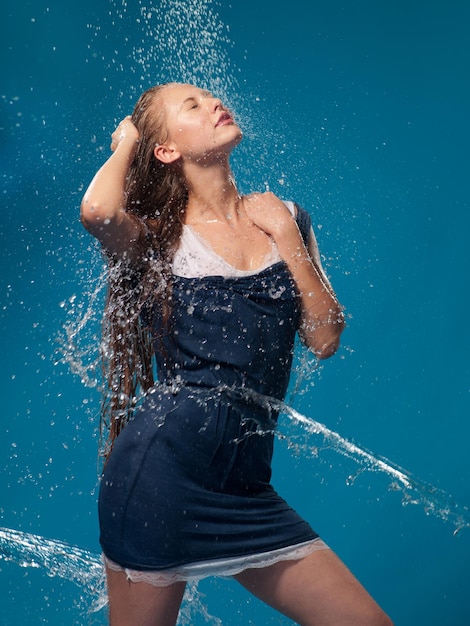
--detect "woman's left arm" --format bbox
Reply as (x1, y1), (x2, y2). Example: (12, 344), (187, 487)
(246, 193), (345, 359)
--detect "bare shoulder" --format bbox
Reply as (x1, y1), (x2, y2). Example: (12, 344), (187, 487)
(243, 191), (287, 210)
(244, 191), (280, 202)
(242, 192), (297, 238)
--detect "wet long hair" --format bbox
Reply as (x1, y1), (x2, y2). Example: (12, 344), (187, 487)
(100, 83), (188, 459)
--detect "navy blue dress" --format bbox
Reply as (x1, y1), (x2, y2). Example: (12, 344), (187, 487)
(98, 206), (318, 571)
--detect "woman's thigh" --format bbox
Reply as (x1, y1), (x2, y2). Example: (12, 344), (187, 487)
(234, 548), (393, 626)
(105, 566), (186, 626)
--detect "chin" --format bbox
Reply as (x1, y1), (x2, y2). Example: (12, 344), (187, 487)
(231, 128), (243, 147)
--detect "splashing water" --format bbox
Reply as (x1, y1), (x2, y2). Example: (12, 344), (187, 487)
(0, 528), (223, 625)
(56, 266), (106, 390)
(0, 527), (106, 617)
(88, 0), (240, 106)
(275, 402), (470, 535)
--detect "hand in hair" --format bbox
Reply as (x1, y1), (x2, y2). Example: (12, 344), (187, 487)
(111, 116), (140, 154)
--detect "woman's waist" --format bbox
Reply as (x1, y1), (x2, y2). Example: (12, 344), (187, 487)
(148, 376), (282, 415)
(156, 366), (287, 402)
(136, 379), (280, 451)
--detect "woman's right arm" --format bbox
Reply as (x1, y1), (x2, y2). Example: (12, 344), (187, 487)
(80, 117), (143, 257)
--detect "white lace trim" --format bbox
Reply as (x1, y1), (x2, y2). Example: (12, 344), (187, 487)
(104, 538), (329, 587)
(172, 225), (281, 278)
(172, 200), (297, 279)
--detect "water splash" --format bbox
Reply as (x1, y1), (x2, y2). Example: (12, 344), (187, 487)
(88, 0), (240, 106)
(0, 528), (222, 625)
(276, 402), (470, 534)
(55, 266), (106, 390)
(0, 527), (106, 615)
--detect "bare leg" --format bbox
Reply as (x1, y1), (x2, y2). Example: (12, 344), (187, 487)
(234, 548), (393, 626)
(105, 565), (186, 626)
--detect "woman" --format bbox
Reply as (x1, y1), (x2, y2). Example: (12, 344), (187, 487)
(81, 83), (392, 626)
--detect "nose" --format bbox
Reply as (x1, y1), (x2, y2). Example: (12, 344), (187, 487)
(210, 97), (223, 112)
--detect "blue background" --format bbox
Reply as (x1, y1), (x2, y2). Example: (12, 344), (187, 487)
(1, 0), (469, 624)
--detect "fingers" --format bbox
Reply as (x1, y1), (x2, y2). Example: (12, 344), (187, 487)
(110, 116), (139, 152)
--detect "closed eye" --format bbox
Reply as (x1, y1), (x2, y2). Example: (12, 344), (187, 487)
(180, 90), (213, 111)
(184, 97), (199, 110)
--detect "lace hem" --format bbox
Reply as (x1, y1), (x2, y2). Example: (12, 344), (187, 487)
(103, 538), (330, 587)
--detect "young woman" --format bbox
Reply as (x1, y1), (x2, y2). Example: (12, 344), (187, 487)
(81, 83), (393, 626)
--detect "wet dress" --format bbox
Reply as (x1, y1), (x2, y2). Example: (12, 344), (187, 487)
(98, 202), (327, 584)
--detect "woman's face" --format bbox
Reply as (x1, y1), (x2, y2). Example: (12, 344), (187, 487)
(155, 83), (242, 163)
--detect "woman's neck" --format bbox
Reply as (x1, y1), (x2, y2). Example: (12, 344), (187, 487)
(184, 161), (241, 225)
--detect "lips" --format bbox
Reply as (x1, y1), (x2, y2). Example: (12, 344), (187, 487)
(216, 112), (233, 127)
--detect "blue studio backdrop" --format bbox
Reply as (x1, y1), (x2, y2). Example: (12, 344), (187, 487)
(1, 1), (469, 624)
